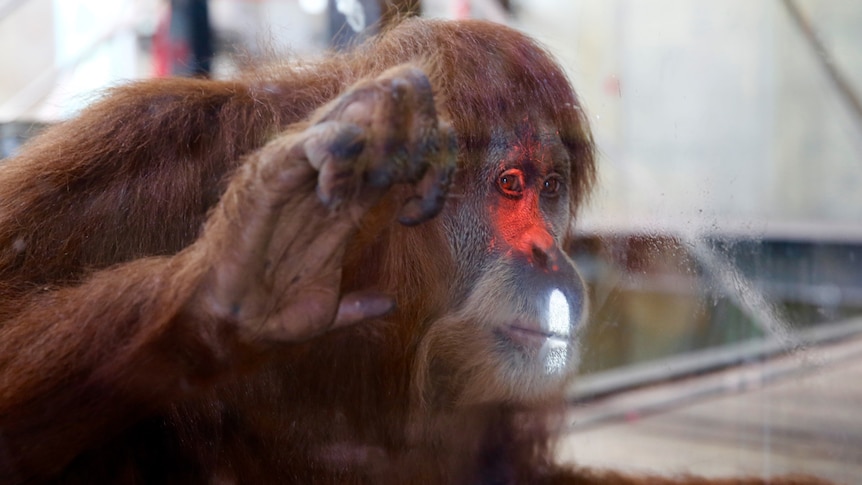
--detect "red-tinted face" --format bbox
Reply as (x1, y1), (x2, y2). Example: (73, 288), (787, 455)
(435, 122), (587, 404)
(487, 127), (572, 270)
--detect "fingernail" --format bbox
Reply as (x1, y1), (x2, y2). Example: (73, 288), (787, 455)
(362, 294), (395, 318)
(397, 196), (425, 226)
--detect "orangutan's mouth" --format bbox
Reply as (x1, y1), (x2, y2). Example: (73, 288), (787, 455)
(499, 319), (569, 350)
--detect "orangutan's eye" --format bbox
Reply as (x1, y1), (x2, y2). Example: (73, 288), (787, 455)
(497, 169), (525, 198)
(541, 175), (563, 198)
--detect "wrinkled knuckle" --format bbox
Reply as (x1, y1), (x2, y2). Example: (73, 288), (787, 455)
(327, 123), (366, 160)
(305, 122), (365, 167)
(347, 78), (380, 98)
(388, 77), (411, 100)
(398, 66), (432, 90)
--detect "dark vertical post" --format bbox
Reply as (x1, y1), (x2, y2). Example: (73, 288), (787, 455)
(169, 0), (214, 77)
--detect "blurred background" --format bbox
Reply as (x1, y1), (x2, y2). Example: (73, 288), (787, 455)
(1, 0), (861, 482)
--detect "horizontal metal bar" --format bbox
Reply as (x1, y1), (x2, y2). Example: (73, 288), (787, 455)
(569, 316), (862, 402)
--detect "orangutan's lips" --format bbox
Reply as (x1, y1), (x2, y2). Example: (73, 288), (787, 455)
(502, 320), (568, 348)
(514, 324), (566, 339)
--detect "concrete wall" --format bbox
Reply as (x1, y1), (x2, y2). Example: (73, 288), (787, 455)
(515, 0), (862, 233)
